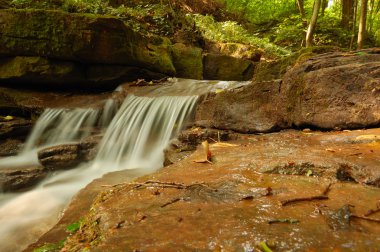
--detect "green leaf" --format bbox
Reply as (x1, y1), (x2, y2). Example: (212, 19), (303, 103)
(66, 221), (81, 233)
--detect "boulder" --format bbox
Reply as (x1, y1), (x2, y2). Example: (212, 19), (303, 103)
(171, 43), (203, 79)
(196, 48), (380, 132)
(0, 165), (46, 192)
(203, 53), (255, 81)
(0, 9), (175, 75)
(205, 42), (262, 62)
(195, 80), (288, 133)
(0, 56), (167, 87)
(281, 49), (380, 129)
(0, 56), (84, 84)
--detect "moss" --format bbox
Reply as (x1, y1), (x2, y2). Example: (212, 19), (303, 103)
(171, 43), (203, 79)
(0, 9), (176, 75)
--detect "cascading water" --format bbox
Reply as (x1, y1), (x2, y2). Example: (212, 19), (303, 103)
(0, 108), (99, 169)
(94, 94), (198, 171)
(23, 108), (99, 152)
(0, 92), (198, 252)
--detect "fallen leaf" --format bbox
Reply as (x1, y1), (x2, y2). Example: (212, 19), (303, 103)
(3, 115), (14, 121)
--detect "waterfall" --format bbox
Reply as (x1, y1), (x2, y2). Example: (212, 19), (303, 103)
(23, 108), (99, 152)
(94, 94), (198, 171)
(0, 93), (198, 252)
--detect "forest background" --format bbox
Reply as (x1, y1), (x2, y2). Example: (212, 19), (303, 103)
(6, 0), (380, 59)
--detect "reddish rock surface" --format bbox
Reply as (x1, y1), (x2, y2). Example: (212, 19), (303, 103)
(29, 128), (380, 251)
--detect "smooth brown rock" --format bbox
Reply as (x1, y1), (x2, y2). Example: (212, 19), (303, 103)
(38, 144), (81, 170)
(196, 80), (288, 133)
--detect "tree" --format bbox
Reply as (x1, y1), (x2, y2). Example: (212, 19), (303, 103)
(321, 0), (328, 16)
(296, 0), (306, 20)
(306, 0), (322, 47)
(357, 0), (368, 49)
(342, 0), (355, 30)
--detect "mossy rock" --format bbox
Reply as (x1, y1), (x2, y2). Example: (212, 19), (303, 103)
(0, 9), (175, 75)
(253, 46), (342, 82)
(203, 53), (255, 81)
(171, 43), (203, 79)
(0, 56), (83, 83)
(206, 42), (262, 62)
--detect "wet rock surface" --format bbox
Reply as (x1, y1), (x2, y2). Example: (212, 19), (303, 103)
(0, 165), (46, 192)
(0, 117), (33, 140)
(38, 134), (102, 170)
(38, 144), (82, 170)
(0, 139), (23, 157)
(31, 128), (380, 251)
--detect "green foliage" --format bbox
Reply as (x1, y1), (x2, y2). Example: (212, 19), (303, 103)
(223, 0), (298, 25)
(62, 0), (109, 14)
(189, 14), (290, 57)
(66, 220), (82, 233)
(33, 240), (65, 252)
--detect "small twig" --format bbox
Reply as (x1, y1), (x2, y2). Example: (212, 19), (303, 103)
(322, 183), (333, 196)
(364, 204), (380, 217)
(351, 215), (380, 223)
(268, 218), (300, 224)
(208, 137), (218, 143)
(101, 183), (126, 188)
(281, 195), (329, 206)
(161, 198), (181, 208)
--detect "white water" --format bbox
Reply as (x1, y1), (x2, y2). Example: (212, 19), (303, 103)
(0, 108), (99, 169)
(0, 93), (198, 252)
(94, 95), (198, 171)
(23, 108), (99, 152)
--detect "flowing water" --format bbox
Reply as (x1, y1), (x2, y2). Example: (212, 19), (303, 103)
(0, 78), (250, 251)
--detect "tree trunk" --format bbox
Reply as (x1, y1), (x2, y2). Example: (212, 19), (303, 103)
(306, 0), (322, 47)
(297, 0), (306, 19)
(357, 0), (368, 49)
(368, 0), (375, 33)
(349, 0), (358, 50)
(321, 0), (328, 16)
(342, 0), (355, 30)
